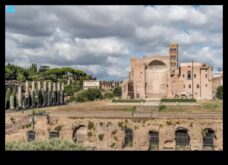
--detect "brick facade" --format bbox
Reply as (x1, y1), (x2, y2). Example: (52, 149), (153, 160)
(122, 43), (215, 100)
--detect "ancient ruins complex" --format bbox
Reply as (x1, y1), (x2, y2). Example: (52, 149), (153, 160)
(122, 43), (217, 100)
(5, 81), (65, 110)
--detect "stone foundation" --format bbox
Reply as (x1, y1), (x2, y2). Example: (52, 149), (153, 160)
(5, 116), (223, 151)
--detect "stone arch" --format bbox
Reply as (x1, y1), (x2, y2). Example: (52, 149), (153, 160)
(148, 130), (159, 150)
(124, 128), (133, 147)
(145, 59), (168, 98)
(72, 125), (86, 143)
(175, 127), (190, 150)
(146, 60), (167, 70)
(202, 128), (216, 150)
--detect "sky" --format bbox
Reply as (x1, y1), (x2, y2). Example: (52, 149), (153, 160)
(5, 5), (223, 81)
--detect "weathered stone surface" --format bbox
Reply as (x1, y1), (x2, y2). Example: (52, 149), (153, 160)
(10, 95), (15, 110)
(122, 43), (214, 100)
(17, 86), (22, 108)
(5, 116), (223, 151)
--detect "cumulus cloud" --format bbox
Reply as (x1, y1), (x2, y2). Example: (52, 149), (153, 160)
(5, 5), (223, 80)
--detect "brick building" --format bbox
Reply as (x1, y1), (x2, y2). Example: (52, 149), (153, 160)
(122, 43), (216, 100)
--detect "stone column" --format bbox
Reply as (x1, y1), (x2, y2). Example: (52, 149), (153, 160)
(42, 81), (47, 106)
(52, 82), (56, 105)
(25, 81), (29, 108)
(25, 81), (29, 97)
(35, 81), (41, 107)
(30, 81), (35, 108)
(10, 95), (15, 110)
(61, 83), (64, 91)
(67, 77), (70, 85)
(32, 81), (35, 91)
(17, 85), (22, 108)
(60, 83), (64, 104)
(57, 82), (60, 105)
(37, 81), (41, 91)
(43, 81), (47, 92)
(47, 82), (52, 106)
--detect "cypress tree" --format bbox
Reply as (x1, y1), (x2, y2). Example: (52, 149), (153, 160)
(5, 87), (12, 109)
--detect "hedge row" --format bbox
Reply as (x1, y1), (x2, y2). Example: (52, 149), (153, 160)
(160, 98), (196, 102)
(112, 99), (145, 103)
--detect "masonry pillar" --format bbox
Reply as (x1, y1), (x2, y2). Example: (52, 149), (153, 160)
(17, 85), (22, 109)
(47, 82), (52, 106)
(24, 81), (29, 108)
(57, 82), (60, 105)
(42, 81), (47, 107)
(60, 83), (64, 104)
(31, 81), (35, 108)
(52, 82), (56, 105)
(37, 81), (42, 107)
(10, 95), (15, 110)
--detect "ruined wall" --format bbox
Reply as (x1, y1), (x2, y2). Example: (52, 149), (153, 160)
(6, 117), (223, 151)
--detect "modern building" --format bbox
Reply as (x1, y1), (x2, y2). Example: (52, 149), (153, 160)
(83, 80), (100, 90)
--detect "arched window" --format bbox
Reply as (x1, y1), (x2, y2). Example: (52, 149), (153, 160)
(149, 131), (159, 150)
(175, 128), (190, 150)
(146, 60), (166, 70)
(27, 130), (36, 142)
(124, 128), (133, 147)
(187, 71), (191, 80)
(72, 125), (86, 143)
(203, 128), (215, 150)
(49, 130), (59, 139)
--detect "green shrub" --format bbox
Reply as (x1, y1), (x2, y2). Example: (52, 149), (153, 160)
(159, 105), (166, 111)
(113, 86), (121, 97)
(10, 117), (16, 124)
(160, 98), (196, 102)
(110, 143), (116, 148)
(216, 85), (223, 100)
(112, 130), (117, 135)
(54, 125), (63, 132)
(87, 121), (95, 130)
(103, 91), (115, 99)
(166, 121), (172, 125)
(123, 106), (136, 112)
(69, 96), (77, 102)
(118, 122), (124, 130)
(75, 88), (102, 102)
(203, 102), (218, 109)
(87, 132), (92, 137)
(112, 99), (145, 103)
(5, 139), (86, 151)
(98, 134), (104, 141)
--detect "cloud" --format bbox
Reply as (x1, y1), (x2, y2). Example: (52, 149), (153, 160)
(5, 5), (223, 80)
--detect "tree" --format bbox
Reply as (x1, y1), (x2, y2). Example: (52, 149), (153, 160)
(5, 63), (28, 80)
(64, 85), (75, 96)
(17, 73), (26, 82)
(113, 86), (121, 97)
(64, 81), (83, 96)
(39, 66), (50, 72)
(5, 87), (12, 109)
(216, 85), (223, 99)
